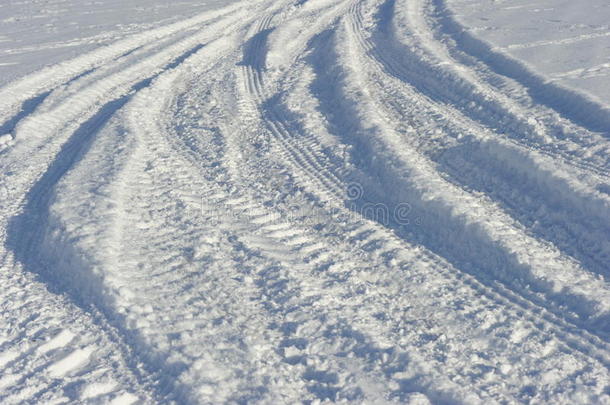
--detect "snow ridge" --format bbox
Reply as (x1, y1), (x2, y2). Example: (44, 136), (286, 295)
(0, 0), (609, 403)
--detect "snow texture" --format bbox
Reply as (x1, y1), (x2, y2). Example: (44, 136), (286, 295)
(0, 0), (609, 403)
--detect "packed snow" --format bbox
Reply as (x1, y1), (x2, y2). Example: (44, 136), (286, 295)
(445, 0), (610, 107)
(0, 0), (609, 403)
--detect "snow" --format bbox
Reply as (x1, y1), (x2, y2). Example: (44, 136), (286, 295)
(438, 0), (610, 133)
(0, 0), (239, 86)
(47, 347), (95, 378)
(444, 0), (610, 106)
(0, 0), (609, 403)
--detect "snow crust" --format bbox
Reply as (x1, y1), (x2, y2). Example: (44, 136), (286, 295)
(0, 0), (609, 403)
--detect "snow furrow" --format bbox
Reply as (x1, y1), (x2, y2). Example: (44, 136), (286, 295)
(420, 0), (610, 176)
(232, 11), (488, 402)
(1, 3), (269, 403)
(233, 0), (610, 390)
(346, 0), (610, 281)
(341, 0), (610, 334)
(373, 0), (610, 177)
(274, 12), (610, 366)
(235, 0), (610, 361)
(2, 0), (609, 402)
(117, 22), (438, 401)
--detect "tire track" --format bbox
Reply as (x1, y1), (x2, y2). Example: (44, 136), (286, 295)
(342, 0), (610, 334)
(229, 2), (610, 399)
(351, 0), (610, 178)
(120, 27), (435, 401)
(347, 0), (610, 280)
(366, 0), (610, 177)
(0, 2), (250, 130)
(422, 0), (610, 177)
(1, 5), (269, 402)
(2, 0), (609, 402)
(0, 4), (257, 225)
(239, 18), (348, 203)
(230, 8), (485, 402)
(47, 18), (311, 402)
(281, 11), (610, 368)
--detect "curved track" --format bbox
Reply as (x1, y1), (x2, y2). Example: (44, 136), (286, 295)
(1, 0), (609, 403)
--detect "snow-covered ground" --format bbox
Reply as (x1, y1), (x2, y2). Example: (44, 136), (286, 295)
(445, 0), (610, 107)
(0, 0), (609, 403)
(0, 0), (238, 86)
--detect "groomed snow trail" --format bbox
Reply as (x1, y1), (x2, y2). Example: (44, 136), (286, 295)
(1, 0), (609, 403)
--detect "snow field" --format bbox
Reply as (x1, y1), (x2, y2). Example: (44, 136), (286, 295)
(0, 0), (609, 402)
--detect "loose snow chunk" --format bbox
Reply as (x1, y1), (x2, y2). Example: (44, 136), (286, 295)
(0, 373), (19, 390)
(404, 392), (432, 405)
(118, 286), (136, 300)
(109, 392), (139, 405)
(80, 380), (119, 400)
(0, 134), (13, 151)
(37, 329), (75, 355)
(0, 349), (19, 368)
(47, 346), (95, 378)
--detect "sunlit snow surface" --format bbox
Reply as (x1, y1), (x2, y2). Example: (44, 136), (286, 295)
(0, 0), (238, 86)
(446, 0), (610, 106)
(0, 0), (609, 403)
